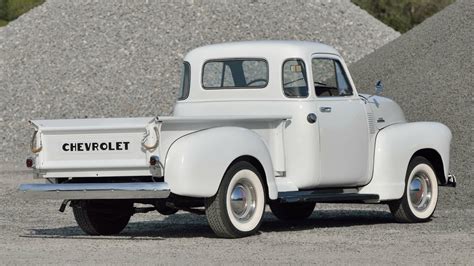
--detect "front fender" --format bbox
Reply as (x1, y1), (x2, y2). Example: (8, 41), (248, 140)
(164, 127), (278, 199)
(359, 122), (452, 200)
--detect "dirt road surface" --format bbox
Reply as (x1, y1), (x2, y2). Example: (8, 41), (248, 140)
(1, 165), (472, 264)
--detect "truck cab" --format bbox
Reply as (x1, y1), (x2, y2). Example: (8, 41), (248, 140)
(20, 41), (455, 238)
(175, 41), (380, 189)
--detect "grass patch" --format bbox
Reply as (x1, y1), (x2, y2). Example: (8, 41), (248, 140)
(0, 19), (8, 26)
(351, 0), (455, 33)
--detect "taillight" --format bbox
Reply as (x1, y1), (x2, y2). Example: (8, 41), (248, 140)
(26, 157), (34, 168)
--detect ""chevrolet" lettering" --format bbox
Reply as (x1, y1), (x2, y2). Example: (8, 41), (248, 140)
(62, 142), (130, 152)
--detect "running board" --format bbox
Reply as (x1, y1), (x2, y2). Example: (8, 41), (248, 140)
(278, 190), (379, 204)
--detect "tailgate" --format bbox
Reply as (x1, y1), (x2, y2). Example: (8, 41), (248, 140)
(30, 117), (158, 178)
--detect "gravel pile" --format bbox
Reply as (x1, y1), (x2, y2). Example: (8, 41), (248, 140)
(349, 0), (473, 206)
(0, 0), (398, 164)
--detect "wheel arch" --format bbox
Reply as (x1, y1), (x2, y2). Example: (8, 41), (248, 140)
(410, 148), (446, 184)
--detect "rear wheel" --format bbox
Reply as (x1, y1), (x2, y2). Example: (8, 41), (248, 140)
(389, 156), (439, 223)
(72, 200), (133, 235)
(205, 161), (266, 238)
(269, 201), (316, 221)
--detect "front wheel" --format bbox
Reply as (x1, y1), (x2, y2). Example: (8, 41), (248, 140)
(205, 161), (266, 238)
(389, 156), (439, 223)
(72, 200), (133, 235)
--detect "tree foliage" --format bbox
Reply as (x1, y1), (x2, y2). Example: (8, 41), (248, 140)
(352, 0), (455, 33)
(0, 0), (44, 25)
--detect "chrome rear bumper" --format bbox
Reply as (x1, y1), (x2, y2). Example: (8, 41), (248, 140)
(18, 182), (170, 200)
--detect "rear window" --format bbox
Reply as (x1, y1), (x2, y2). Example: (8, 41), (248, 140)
(202, 59), (268, 89)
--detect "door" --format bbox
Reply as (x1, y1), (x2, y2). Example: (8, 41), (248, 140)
(311, 55), (370, 187)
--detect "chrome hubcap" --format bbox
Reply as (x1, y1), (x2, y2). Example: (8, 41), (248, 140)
(409, 171), (432, 211)
(230, 180), (256, 221)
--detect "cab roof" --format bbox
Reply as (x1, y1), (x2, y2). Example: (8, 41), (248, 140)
(184, 40), (341, 63)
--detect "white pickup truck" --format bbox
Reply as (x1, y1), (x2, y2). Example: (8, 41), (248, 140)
(20, 41), (456, 238)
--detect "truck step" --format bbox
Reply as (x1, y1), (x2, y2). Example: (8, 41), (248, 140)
(278, 189), (379, 204)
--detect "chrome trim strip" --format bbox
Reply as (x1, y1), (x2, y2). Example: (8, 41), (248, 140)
(18, 182), (170, 200)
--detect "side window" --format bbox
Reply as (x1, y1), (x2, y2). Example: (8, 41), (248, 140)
(312, 58), (353, 97)
(282, 59), (308, 98)
(202, 59), (268, 89)
(178, 61), (191, 100)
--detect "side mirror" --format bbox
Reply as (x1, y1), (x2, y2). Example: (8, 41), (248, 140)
(375, 80), (384, 95)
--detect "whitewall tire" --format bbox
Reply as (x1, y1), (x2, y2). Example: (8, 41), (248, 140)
(389, 156), (439, 222)
(205, 161), (266, 238)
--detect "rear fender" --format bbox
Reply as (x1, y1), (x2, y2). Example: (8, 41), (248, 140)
(359, 122), (452, 201)
(164, 127), (278, 199)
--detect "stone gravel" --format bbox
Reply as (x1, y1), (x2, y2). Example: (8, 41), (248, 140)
(0, 171), (473, 264)
(0, 0), (399, 165)
(349, 0), (473, 208)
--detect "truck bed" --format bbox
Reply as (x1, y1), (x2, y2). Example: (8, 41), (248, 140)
(29, 115), (289, 179)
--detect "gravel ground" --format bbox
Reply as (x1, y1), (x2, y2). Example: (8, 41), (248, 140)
(349, 0), (473, 208)
(0, 0), (399, 165)
(1, 168), (473, 264)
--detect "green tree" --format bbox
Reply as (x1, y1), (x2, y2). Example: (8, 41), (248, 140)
(0, 0), (44, 26)
(352, 0), (455, 33)
(0, 0), (7, 20)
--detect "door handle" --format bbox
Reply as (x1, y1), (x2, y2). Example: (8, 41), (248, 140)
(320, 107), (332, 113)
